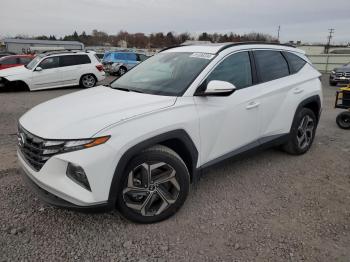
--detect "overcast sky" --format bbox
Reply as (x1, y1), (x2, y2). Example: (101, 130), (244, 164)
(1, 0), (350, 44)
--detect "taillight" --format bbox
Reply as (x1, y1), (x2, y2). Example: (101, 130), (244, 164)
(96, 64), (104, 72)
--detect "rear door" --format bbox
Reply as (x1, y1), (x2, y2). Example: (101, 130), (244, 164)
(31, 56), (61, 89)
(252, 50), (293, 139)
(59, 54), (91, 86)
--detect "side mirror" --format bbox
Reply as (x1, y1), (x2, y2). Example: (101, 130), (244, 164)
(202, 80), (236, 96)
(35, 67), (43, 72)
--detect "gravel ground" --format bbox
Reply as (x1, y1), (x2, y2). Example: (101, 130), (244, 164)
(0, 75), (349, 261)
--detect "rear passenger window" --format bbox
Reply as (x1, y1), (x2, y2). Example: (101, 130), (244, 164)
(126, 53), (137, 61)
(254, 50), (289, 82)
(206, 51), (252, 89)
(283, 52), (307, 74)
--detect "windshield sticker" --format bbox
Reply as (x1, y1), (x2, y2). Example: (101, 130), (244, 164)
(190, 53), (215, 60)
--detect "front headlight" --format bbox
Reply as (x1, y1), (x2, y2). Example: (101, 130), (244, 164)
(331, 71), (336, 75)
(42, 136), (110, 155)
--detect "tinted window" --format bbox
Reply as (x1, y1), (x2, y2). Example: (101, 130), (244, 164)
(19, 57), (32, 65)
(254, 50), (289, 82)
(1, 57), (18, 64)
(283, 52), (306, 74)
(126, 53), (137, 61)
(60, 55), (91, 67)
(115, 53), (126, 60)
(206, 52), (252, 89)
(138, 54), (148, 62)
(38, 57), (59, 69)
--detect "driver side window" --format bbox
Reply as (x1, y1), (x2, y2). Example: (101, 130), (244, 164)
(38, 57), (59, 70)
(206, 52), (253, 89)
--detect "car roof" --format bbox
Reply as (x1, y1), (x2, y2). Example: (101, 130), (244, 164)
(162, 42), (304, 55)
(0, 54), (33, 59)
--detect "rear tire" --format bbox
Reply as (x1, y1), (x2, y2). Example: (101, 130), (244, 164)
(80, 74), (96, 88)
(336, 111), (350, 129)
(282, 108), (317, 155)
(118, 67), (127, 76)
(117, 145), (190, 223)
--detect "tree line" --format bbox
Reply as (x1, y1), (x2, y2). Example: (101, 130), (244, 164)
(25, 30), (278, 49)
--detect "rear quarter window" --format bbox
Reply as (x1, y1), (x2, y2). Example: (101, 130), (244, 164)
(60, 55), (91, 67)
(283, 52), (307, 74)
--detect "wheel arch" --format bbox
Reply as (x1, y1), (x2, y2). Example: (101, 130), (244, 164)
(293, 95), (321, 126)
(108, 129), (199, 206)
(80, 73), (97, 83)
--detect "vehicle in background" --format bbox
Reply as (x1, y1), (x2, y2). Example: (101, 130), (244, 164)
(17, 43), (322, 223)
(0, 50), (105, 91)
(0, 52), (16, 58)
(330, 63), (350, 86)
(0, 55), (34, 70)
(102, 51), (148, 76)
(95, 53), (105, 62)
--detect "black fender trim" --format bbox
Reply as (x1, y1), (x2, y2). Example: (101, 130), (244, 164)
(292, 95), (322, 127)
(107, 129), (199, 206)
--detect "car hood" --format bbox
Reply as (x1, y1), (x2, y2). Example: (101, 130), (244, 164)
(334, 65), (350, 72)
(19, 86), (177, 139)
(0, 65), (29, 76)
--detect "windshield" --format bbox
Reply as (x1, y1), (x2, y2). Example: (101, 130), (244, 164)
(26, 56), (42, 70)
(110, 52), (214, 96)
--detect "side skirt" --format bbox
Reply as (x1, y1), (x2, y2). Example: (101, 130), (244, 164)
(197, 133), (290, 175)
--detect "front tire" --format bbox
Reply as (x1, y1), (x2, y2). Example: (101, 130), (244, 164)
(117, 145), (190, 223)
(336, 111), (350, 129)
(80, 74), (96, 88)
(282, 108), (317, 155)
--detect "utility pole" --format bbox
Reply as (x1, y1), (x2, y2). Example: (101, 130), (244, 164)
(277, 25), (281, 42)
(325, 28), (335, 54)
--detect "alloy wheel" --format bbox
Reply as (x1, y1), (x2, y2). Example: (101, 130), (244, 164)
(82, 75), (96, 88)
(296, 115), (315, 149)
(122, 162), (180, 217)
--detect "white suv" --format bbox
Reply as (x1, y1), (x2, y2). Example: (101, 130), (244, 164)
(0, 51), (105, 91)
(17, 43), (322, 223)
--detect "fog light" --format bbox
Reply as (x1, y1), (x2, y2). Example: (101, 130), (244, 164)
(66, 163), (91, 191)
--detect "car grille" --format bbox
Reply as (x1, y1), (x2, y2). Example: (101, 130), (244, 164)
(17, 125), (65, 171)
(336, 72), (350, 78)
(336, 72), (344, 77)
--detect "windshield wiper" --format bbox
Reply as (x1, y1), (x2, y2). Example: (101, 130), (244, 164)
(110, 85), (145, 94)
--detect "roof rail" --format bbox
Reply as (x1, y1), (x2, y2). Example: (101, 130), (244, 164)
(159, 45), (183, 52)
(216, 42), (296, 53)
(41, 49), (82, 56)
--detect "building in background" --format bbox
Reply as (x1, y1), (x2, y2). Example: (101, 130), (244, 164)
(3, 39), (84, 54)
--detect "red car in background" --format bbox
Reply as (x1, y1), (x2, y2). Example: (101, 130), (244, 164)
(0, 55), (34, 70)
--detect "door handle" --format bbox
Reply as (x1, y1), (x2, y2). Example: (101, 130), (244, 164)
(293, 88), (304, 94)
(246, 101), (260, 109)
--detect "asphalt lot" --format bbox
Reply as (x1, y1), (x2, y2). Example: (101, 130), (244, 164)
(0, 75), (349, 261)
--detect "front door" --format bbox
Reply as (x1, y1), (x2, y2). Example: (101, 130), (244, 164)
(31, 56), (61, 90)
(194, 51), (261, 165)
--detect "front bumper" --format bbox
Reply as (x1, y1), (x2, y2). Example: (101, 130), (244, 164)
(21, 168), (109, 212)
(330, 75), (350, 82)
(17, 140), (118, 209)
